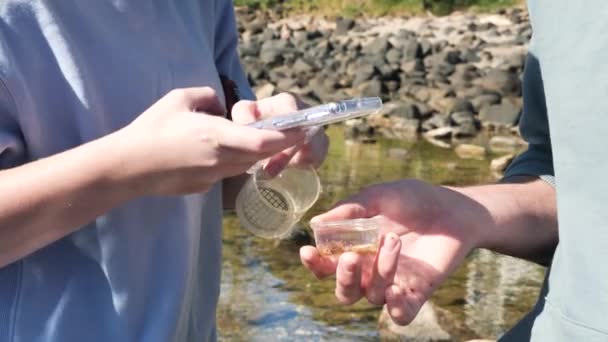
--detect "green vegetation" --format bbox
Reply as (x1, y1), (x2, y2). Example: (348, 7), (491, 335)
(233, 0), (521, 16)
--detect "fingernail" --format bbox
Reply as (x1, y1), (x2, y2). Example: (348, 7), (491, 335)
(263, 163), (281, 178)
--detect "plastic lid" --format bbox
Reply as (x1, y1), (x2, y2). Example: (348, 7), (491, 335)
(310, 217), (385, 231)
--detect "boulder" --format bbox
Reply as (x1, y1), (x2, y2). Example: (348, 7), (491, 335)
(471, 93), (502, 112)
(424, 127), (452, 140)
(455, 144), (486, 159)
(335, 17), (355, 36)
(478, 69), (521, 96)
(353, 79), (383, 97)
(489, 135), (527, 153)
(479, 99), (522, 126)
(255, 83), (276, 99)
(382, 101), (421, 120)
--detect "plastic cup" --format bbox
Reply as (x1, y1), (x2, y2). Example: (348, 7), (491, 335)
(310, 217), (383, 257)
(236, 166), (322, 239)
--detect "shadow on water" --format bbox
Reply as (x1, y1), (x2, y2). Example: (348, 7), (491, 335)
(217, 126), (545, 341)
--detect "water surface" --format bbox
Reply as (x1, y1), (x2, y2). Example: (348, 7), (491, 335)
(218, 127), (544, 341)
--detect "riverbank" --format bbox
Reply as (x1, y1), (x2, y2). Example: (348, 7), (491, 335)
(235, 0), (523, 17)
(236, 7), (530, 173)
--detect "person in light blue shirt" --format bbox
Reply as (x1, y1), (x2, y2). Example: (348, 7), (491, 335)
(0, 1), (328, 341)
(302, 1), (608, 341)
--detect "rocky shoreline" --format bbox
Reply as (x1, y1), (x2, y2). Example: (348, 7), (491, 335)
(236, 7), (530, 172)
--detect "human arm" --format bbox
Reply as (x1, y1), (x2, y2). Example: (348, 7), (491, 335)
(212, 0), (329, 209)
(300, 177), (557, 324)
(0, 87), (306, 267)
(301, 52), (557, 324)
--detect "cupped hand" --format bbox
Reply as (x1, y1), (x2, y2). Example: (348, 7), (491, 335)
(300, 179), (484, 325)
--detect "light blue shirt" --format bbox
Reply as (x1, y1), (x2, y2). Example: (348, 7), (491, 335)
(502, 1), (608, 341)
(0, 1), (253, 341)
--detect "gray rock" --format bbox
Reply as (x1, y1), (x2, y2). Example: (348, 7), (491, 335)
(385, 80), (400, 92)
(351, 63), (378, 85)
(382, 101), (421, 120)
(403, 39), (422, 59)
(293, 58), (314, 74)
(479, 99), (522, 126)
(442, 50), (462, 65)
(424, 126), (452, 140)
(276, 78), (298, 91)
(344, 118), (375, 140)
(417, 102), (435, 120)
(401, 58), (425, 74)
(455, 144), (486, 159)
(260, 48), (284, 65)
(364, 37), (390, 55)
(453, 121), (478, 137)
(243, 18), (266, 34)
(255, 83), (276, 99)
(422, 113), (450, 131)
(354, 79), (383, 97)
(448, 99), (474, 114)
(419, 39), (433, 57)
(489, 135), (527, 153)
(386, 48), (403, 64)
(471, 93), (502, 112)
(335, 17), (355, 36)
(500, 52), (526, 70)
(450, 110), (475, 125)
(261, 27), (277, 41)
(478, 69), (521, 96)
(392, 118), (420, 138)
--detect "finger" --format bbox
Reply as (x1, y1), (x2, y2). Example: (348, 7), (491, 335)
(385, 285), (424, 326)
(310, 202), (369, 224)
(176, 87), (226, 116)
(255, 92), (304, 117)
(230, 100), (262, 125)
(289, 129), (329, 168)
(219, 124), (306, 155)
(300, 246), (338, 279)
(311, 186), (384, 224)
(335, 252), (364, 305)
(263, 143), (303, 178)
(365, 233), (401, 305)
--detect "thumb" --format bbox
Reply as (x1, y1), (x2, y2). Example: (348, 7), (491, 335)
(178, 87), (226, 116)
(311, 187), (383, 223)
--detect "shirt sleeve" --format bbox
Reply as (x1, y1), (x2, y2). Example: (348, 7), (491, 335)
(502, 51), (555, 187)
(0, 79), (25, 170)
(213, 0), (255, 101)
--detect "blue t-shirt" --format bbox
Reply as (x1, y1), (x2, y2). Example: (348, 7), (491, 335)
(0, 1), (253, 341)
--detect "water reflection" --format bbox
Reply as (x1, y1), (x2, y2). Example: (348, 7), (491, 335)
(218, 126), (544, 341)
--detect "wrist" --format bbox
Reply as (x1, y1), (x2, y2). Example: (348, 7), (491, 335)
(95, 128), (153, 199)
(435, 185), (497, 252)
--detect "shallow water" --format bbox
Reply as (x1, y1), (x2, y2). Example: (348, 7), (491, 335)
(218, 126), (544, 341)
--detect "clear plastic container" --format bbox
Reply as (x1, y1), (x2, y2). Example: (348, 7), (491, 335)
(236, 166), (322, 239)
(310, 217), (384, 257)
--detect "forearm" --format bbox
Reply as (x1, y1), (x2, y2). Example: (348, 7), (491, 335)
(0, 130), (143, 267)
(449, 177), (558, 264)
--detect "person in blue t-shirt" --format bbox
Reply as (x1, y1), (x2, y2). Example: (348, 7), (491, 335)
(0, 1), (328, 341)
